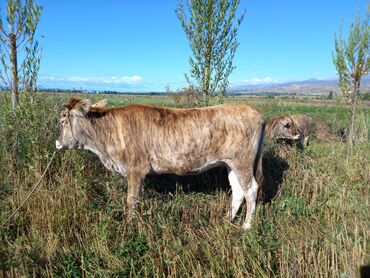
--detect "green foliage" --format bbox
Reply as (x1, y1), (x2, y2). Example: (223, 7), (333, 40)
(332, 5), (370, 96)
(176, 0), (245, 105)
(22, 37), (42, 102)
(332, 4), (370, 147)
(0, 0), (42, 110)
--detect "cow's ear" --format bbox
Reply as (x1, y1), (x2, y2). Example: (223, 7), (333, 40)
(92, 99), (107, 109)
(72, 99), (92, 116)
(63, 97), (81, 110)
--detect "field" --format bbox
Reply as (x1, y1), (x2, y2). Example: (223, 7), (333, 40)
(0, 92), (369, 277)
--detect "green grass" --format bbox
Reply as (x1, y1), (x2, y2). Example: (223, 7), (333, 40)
(0, 92), (369, 277)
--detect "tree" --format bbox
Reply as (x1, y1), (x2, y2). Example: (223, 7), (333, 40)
(0, 0), (42, 113)
(176, 0), (245, 106)
(327, 91), (335, 100)
(21, 34), (42, 103)
(332, 5), (370, 149)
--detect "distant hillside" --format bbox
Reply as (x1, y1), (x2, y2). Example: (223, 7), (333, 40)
(9, 76), (368, 96)
(230, 77), (370, 96)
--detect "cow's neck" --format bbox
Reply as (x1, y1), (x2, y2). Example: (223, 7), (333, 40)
(75, 117), (111, 156)
(74, 116), (126, 175)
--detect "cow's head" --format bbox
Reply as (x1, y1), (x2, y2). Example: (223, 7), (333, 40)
(55, 98), (107, 150)
(266, 115), (300, 141)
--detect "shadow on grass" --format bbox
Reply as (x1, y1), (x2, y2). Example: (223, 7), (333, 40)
(146, 166), (230, 195)
(144, 148), (289, 203)
(83, 144), (290, 205)
(261, 149), (290, 202)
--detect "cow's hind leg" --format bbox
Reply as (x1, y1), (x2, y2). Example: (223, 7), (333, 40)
(231, 169), (259, 230)
(242, 176), (259, 230)
(227, 169), (244, 221)
(127, 172), (145, 216)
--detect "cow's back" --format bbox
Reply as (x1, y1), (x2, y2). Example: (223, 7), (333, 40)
(106, 103), (264, 175)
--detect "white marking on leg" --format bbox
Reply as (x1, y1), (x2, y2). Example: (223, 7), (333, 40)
(242, 177), (259, 230)
(228, 170), (244, 221)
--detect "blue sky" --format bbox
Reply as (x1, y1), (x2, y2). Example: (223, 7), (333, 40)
(2, 0), (368, 92)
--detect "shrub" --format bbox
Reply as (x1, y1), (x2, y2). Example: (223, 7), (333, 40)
(167, 86), (202, 108)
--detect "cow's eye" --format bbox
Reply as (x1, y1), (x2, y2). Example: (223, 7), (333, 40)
(60, 113), (69, 125)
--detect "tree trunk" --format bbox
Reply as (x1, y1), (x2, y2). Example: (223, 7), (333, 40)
(202, 25), (213, 107)
(10, 33), (19, 114)
(348, 80), (360, 149)
(217, 87), (225, 104)
(202, 65), (210, 106)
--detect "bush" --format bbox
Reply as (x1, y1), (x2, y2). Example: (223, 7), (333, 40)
(327, 91), (335, 99)
(167, 86), (202, 108)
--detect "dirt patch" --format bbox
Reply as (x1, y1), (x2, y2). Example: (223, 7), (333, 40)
(314, 121), (342, 143)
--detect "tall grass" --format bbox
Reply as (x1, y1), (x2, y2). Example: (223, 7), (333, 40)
(0, 93), (369, 277)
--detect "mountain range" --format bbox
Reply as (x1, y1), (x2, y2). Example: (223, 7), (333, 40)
(230, 76), (370, 96)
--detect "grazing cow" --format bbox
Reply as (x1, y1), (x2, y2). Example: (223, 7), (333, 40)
(91, 99), (107, 108)
(291, 114), (313, 147)
(55, 98), (266, 230)
(265, 115), (301, 142)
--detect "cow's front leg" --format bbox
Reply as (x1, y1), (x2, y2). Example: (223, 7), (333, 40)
(227, 169), (244, 221)
(303, 136), (309, 147)
(127, 172), (144, 216)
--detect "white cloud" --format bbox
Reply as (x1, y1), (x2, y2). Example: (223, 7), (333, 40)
(99, 75), (143, 84)
(39, 75), (143, 84)
(232, 76), (284, 86)
(38, 74), (146, 91)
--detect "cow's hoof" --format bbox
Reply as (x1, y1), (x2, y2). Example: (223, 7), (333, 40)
(55, 140), (63, 150)
(242, 222), (252, 230)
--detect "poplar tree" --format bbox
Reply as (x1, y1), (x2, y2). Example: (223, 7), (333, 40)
(0, 0), (42, 113)
(332, 5), (370, 148)
(176, 0), (245, 105)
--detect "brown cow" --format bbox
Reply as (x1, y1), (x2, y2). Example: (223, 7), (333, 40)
(55, 98), (266, 230)
(265, 115), (301, 142)
(291, 114), (313, 147)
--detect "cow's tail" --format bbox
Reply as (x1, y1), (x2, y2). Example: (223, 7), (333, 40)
(254, 119), (266, 201)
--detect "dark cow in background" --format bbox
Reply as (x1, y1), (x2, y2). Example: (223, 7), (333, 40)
(292, 114), (314, 147)
(266, 114), (313, 148)
(265, 115), (301, 142)
(56, 98), (265, 230)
